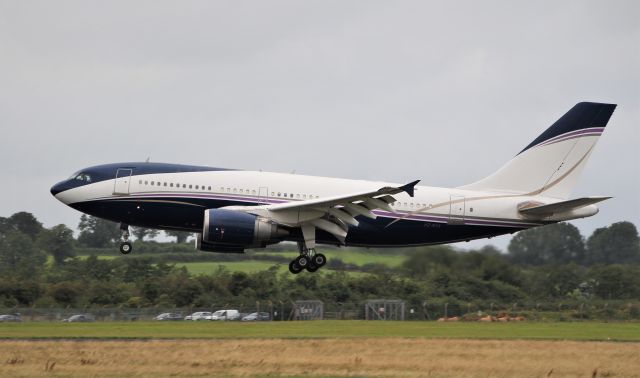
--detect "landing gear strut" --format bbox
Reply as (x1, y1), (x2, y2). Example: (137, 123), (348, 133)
(119, 223), (132, 255)
(288, 241), (326, 274)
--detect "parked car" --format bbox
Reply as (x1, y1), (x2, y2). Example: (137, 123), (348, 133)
(241, 312), (271, 322)
(154, 312), (183, 321)
(0, 314), (21, 322)
(184, 312), (213, 321)
(211, 309), (240, 321)
(62, 314), (95, 322)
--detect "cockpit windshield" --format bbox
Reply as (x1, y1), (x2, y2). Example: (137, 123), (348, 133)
(69, 171), (92, 183)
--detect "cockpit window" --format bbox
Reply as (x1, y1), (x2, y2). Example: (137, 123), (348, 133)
(69, 172), (92, 182)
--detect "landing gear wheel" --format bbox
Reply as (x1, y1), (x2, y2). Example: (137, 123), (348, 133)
(119, 241), (132, 255)
(306, 262), (319, 273)
(296, 255), (309, 268)
(313, 253), (327, 267)
(288, 260), (303, 274)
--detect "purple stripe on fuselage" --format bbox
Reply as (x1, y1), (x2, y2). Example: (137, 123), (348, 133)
(101, 193), (542, 228)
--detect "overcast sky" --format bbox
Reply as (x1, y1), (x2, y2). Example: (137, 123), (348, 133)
(1, 0), (638, 250)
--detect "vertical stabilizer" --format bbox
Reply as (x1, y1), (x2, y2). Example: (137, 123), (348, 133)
(460, 102), (616, 199)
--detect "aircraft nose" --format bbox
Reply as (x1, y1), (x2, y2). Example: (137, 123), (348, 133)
(50, 181), (66, 196)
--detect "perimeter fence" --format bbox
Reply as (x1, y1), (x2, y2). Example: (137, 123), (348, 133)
(2, 299), (640, 322)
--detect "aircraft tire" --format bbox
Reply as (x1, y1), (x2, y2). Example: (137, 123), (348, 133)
(296, 255), (309, 268)
(119, 241), (132, 255)
(306, 262), (319, 273)
(289, 260), (303, 274)
(313, 254), (327, 267)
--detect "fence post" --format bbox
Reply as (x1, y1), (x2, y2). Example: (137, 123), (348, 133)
(444, 303), (448, 319)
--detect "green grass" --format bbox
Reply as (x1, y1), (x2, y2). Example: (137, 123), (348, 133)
(175, 261), (280, 274)
(259, 248), (408, 267)
(175, 261), (368, 277)
(0, 321), (638, 341)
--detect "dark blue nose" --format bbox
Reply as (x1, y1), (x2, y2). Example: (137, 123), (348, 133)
(50, 181), (67, 196)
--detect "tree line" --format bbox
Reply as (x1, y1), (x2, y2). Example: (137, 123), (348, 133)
(0, 212), (639, 315)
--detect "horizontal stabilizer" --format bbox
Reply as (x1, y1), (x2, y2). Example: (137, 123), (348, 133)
(518, 196), (611, 216)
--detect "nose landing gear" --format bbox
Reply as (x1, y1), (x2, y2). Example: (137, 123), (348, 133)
(119, 223), (132, 255)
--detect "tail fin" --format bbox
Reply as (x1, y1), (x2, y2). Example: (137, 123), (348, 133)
(461, 102), (616, 199)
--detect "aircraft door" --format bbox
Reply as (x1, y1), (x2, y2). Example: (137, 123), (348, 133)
(258, 186), (269, 204)
(113, 168), (133, 195)
(448, 195), (465, 224)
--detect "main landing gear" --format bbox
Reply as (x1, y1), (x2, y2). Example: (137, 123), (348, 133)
(288, 242), (327, 274)
(119, 223), (132, 255)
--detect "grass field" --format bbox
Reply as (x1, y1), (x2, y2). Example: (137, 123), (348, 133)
(77, 247), (409, 273)
(2, 338), (639, 377)
(2, 321), (639, 377)
(261, 249), (408, 267)
(1, 321), (639, 341)
(174, 260), (281, 274)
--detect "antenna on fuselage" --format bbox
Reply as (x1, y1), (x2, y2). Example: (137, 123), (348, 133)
(145, 156), (151, 163)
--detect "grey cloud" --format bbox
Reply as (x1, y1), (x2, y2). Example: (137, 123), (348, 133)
(0, 0), (638, 249)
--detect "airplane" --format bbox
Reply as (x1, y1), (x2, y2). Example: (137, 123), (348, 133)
(51, 102), (616, 274)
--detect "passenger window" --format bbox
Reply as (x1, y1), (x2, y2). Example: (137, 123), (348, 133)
(196, 185), (199, 190)
(151, 181), (154, 185)
(208, 186), (211, 190)
(296, 194), (300, 199)
(290, 194), (294, 198)
(170, 183), (174, 187)
(139, 180), (142, 184)
(277, 192), (281, 197)
(283, 193), (287, 197)
(145, 181), (148, 185)
(164, 182), (167, 187)
(303, 194), (307, 199)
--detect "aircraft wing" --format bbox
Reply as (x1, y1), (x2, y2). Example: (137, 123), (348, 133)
(231, 180), (420, 245)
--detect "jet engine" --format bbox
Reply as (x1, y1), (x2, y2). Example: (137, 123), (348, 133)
(196, 209), (288, 253)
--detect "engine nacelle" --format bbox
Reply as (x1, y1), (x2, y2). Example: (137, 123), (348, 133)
(195, 236), (245, 253)
(198, 209), (288, 252)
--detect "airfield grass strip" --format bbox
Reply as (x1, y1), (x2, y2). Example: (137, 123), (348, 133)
(0, 321), (639, 342)
(2, 338), (640, 377)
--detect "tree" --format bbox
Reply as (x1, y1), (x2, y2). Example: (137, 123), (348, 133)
(508, 223), (585, 266)
(585, 221), (640, 265)
(0, 231), (47, 278)
(37, 224), (75, 265)
(527, 264), (584, 299)
(6, 212), (43, 240)
(48, 281), (84, 306)
(164, 230), (190, 243)
(0, 217), (9, 235)
(77, 215), (120, 247)
(588, 264), (640, 299)
(131, 227), (159, 241)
